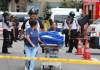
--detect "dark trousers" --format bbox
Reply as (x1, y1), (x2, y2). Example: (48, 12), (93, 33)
(12, 27), (19, 41)
(2, 29), (12, 53)
(68, 29), (78, 52)
(65, 29), (69, 47)
(62, 29), (69, 47)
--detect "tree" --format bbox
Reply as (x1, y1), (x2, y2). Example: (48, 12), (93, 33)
(0, 0), (10, 11)
(61, 0), (67, 8)
(44, 1), (51, 15)
(60, 0), (83, 8)
(45, 1), (51, 11)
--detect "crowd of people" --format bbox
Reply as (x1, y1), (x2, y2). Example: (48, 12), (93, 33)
(1, 8), (89, 70)
(2, 11), (19, 54)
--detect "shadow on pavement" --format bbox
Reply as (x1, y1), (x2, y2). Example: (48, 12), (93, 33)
(91, 53), (100, 55)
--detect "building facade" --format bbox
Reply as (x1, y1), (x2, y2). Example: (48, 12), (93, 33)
(8, 0), (63, 12)
(8, 0), (82, 16)
(8, 0), (28, 12)
(83, 0), (100, 20)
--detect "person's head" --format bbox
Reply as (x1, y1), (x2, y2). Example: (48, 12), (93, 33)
(10, 15), (16, 22)
(28, 8), (39, 20)
(2, 11), (10, 20)
(29, 19), (37, 29)
(69, 11), (75, 18)
(45, 10), (52, 20)
(50, 23), (57, 31)
(51, 23), (56, 28)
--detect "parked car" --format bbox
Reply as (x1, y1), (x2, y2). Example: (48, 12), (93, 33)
(88, 18), (100, 49)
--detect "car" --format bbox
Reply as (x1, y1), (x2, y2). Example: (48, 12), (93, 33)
(88, 18), (100, 49)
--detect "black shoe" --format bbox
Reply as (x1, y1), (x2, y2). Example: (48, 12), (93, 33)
(66, 51), (72, 53)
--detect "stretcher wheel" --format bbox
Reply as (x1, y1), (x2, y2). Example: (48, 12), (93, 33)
(41, 65), (55, 70)
(42, 65), (45, 70)
(49, 65), (54, 70)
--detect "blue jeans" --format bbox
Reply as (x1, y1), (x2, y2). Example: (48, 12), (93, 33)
(25, 45), (40, 70)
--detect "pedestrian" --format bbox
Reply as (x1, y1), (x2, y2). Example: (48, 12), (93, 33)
(24, 20), (42, 70)
(21, 8), (44, 32)
(19, 8), (44, 40)
(2, 11), (12, 54)
(43, 10), (53, 31)
(10, 15), (19, 42)
(20, 8), (44, 52)
(62, 16), (72, 47)
(48, 22), (61, 32)
(66, 11), (81, 53)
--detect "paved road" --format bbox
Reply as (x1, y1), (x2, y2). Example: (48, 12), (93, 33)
(0, 39), (100, 70)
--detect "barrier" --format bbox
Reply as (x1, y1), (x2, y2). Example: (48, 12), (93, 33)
(76, 38), (83, 55)
(0, 55), (100, 65)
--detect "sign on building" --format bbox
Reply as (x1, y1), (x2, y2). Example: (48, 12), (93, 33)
(95, 2), (100, 19)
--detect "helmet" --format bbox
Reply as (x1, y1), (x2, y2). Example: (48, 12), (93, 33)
(69, 11), (75, 18)
(46, 9), (52, 16)
(28, 8), (39, 15)
(2, 11), (10, 17)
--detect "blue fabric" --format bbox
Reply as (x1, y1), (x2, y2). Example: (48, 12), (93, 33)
(39, 31), (64, 46)
(25, 28), (39, 46)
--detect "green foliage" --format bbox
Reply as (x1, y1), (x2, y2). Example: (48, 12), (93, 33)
(61, 0), (83, 8)
(45, 1), (51, 11)
(0, 0), (8, 11)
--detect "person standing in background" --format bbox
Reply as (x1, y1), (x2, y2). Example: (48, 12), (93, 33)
(2, 11), (12, 54)
(66, 11), (81, 53)
(63, 16), (72, 47)
(43, 10), (53, 31)
(10, 15), (19, 42)
(48, 23), (61, 32)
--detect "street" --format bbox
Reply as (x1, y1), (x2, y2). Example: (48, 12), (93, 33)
(0, 36), (100, 70)
(0, 0), (100, 70)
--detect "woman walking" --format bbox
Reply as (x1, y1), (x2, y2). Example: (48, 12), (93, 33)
(24, 20), (42, 70)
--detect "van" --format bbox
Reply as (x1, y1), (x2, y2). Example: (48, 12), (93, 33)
(50, 8), (82, 28)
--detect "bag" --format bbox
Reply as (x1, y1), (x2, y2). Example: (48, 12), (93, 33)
(78, 15), (89, 27)
(18, 30), (25, 40)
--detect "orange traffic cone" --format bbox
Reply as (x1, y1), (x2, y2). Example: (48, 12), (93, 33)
(76, 39), (83, 55)
(83, 39), (91, 60)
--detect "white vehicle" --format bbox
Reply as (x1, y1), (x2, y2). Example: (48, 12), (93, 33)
(50, 8), (82, 28)
(88, 18), (100, 49)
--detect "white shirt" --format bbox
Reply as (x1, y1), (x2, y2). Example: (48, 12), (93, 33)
(24, 20), (40, 32)
(63, 20), (69, 29)
(64, 18), (80, 30)
(2, 20), (12, 31)
(25, 20), (30, 31)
